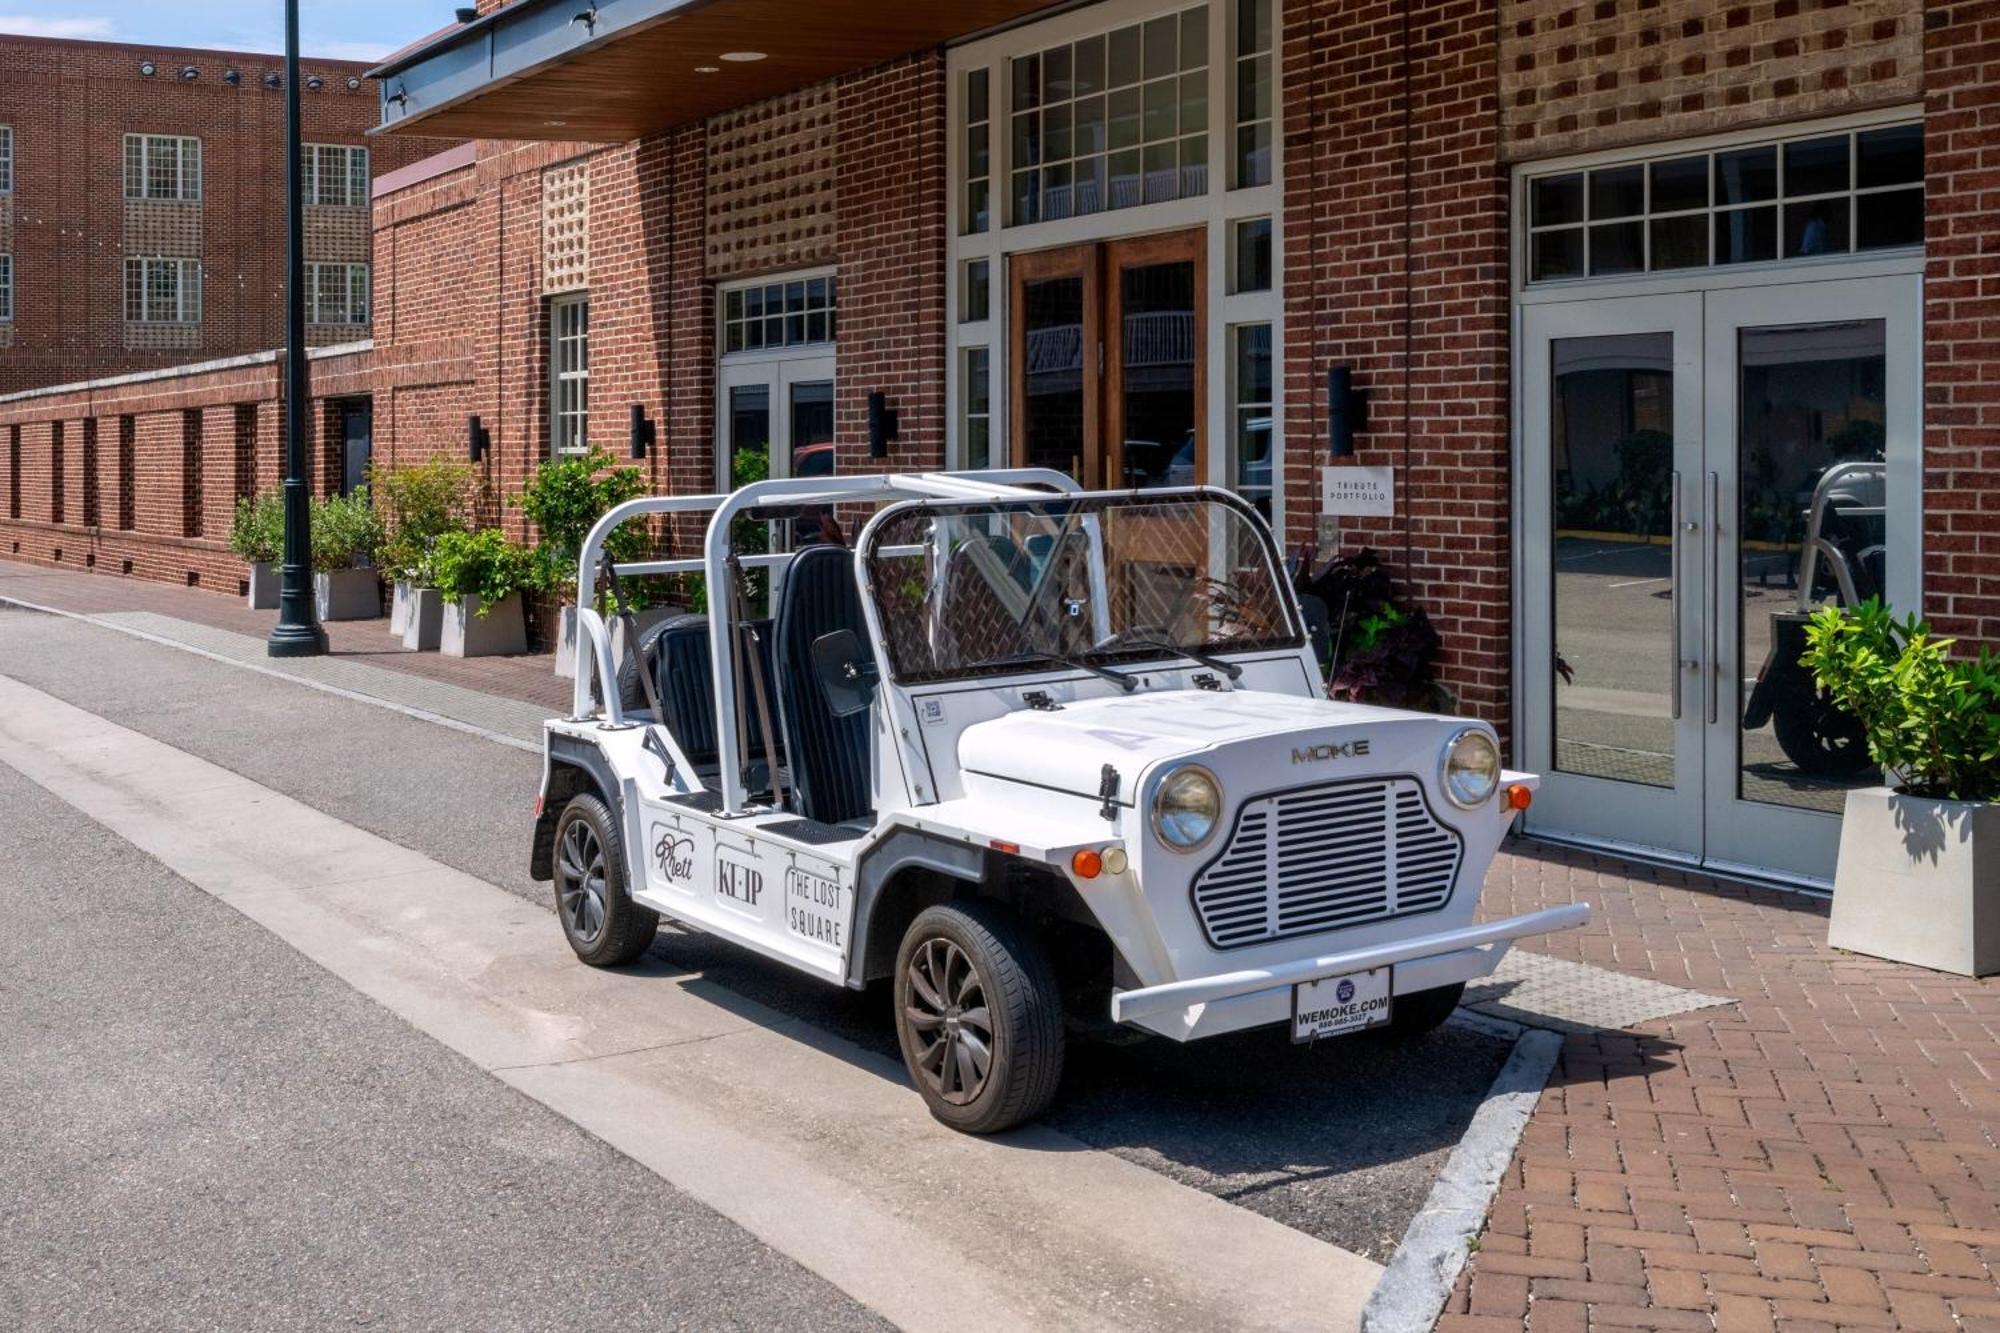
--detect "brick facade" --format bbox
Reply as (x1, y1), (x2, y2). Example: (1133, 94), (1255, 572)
(0, 35), (450, 396)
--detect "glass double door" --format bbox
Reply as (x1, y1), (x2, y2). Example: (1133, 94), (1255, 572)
(720, 354), (835, 548)
(1010, 229), (1205, 490)
(1520, 276), (1919, 884)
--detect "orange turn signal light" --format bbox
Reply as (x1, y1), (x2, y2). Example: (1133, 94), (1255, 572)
(1071, 848), (1104, 879)
(1504, 783), (1533, 811)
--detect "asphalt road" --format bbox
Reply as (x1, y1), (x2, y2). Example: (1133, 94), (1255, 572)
(0, 751), (886, 1333)
(0, 605), (1510, 1281)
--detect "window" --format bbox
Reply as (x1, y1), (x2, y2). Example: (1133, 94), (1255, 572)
(1526, 123), (1924, 283)
(721, 275), (836, 353)
(306, 263), (370, 325)
(1008, 4), (1209, 223)
(1229, 216), (1271, 292)
(1232, 0), (1272, 188)
(303, 144), (370, 207)
(123, 257), (201, 323)
(962, 347), (993, 468)
(0, 253), (12, 322)
(1229, 323), (1273, 519)
(549, 294), (589, 455)
(123, 134), (201, 201)
(963, 70), (992, 235)
(961, 259), (991, 322)
(0, 125), (13, 193)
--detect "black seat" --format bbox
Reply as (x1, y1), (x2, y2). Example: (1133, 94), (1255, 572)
(773, 544), (873, 825)
(642, 613), (774, 769)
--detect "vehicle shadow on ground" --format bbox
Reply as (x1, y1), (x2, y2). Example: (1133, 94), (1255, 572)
(640, 921), (1581, 1259)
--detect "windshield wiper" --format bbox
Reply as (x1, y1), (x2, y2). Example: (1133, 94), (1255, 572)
(996, 648), (1138, 693)
(1112, 633), (1244, 682)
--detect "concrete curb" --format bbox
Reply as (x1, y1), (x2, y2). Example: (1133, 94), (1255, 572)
(1361, 1016), (1562, 1332)
(0, 593), (540, 754)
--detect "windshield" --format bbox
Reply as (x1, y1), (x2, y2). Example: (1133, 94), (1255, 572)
(862, 492), (1301, 684)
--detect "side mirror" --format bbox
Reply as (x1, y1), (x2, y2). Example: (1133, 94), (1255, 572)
(811, 629), (879, 718)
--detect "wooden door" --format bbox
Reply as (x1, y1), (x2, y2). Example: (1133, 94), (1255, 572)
(1009, 244), (1101, 483)
(1104, 230), (1205, 492)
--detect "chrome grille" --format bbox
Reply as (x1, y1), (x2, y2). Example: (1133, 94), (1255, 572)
(1190, 777), (1462, 948)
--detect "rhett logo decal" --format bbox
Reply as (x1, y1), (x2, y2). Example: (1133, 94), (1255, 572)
(1290, 738), (1371, 764)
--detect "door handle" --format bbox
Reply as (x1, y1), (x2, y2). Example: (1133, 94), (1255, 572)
(1670, 471), (1683, 721)
(1706, 470), (1721, 727)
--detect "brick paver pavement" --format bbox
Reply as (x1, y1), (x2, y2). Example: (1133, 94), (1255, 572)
(6, 559), (1997, 1330)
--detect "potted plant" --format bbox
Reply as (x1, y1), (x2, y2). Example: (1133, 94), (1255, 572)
(431, 527), (535, 657)
(1803, 599), (2000, 976)
(228, 489), (284, 610)
(1292, 548), (1452, 712)
(373, 460), (479, 651)
(311, 489), (385, 621)
(517, 447), (647, 676)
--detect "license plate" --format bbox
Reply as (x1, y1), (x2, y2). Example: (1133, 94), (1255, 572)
(1291, 967), (1393, 1042)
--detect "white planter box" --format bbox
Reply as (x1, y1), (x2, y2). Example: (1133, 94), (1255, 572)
(554, 603), (579, 678)
(390, 580), (416, 636)
(1829, 786), (2000, 977)
(399, 586), (444, 651)
(246, 561), (280, 610)
(441, 592), (528, 658)
(315, 568), (381, 621)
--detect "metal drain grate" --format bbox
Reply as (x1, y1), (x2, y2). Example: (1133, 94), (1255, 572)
(1463, 949), (1733, 1034)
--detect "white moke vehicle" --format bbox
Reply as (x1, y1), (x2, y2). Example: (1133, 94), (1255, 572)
(531, 469), (1588, 1133)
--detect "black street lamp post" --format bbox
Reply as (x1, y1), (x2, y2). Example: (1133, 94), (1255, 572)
(267, 0), (328, 658)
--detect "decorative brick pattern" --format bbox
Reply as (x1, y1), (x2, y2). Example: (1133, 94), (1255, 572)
(705, 85), (836, 279)
(540, 157), (590, 295)
(1500, 0), (1924, 162)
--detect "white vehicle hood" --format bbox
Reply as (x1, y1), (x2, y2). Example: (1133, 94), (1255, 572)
(956, 688), (1438, 800)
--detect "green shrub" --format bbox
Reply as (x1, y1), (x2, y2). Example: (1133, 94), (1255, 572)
(1802, 598), (2000, 803)
(370, 459), (480, 585)
(515, 447), (647, 599)
(309, 489), (385, 572)
(431, 528), (536, 615)
(227, 490), (284, 564)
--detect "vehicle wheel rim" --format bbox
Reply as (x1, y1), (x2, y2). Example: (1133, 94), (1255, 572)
(903, 937), (993, 1106)
(556, 818), (608, 945)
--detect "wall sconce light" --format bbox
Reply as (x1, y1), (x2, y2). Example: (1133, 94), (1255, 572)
(867, 391), (899, 460)
(455, 6), (479, 21)
(180, 65), (200, 81)
(305, 75), (324, 91)
(467, 414), (491, 463)
(345, 76), (363, 91)
(263, 71), (283, 90)
(1327, 366), (1369, 460)
(628, 404), (656, 460)
(223, 68), (242, 85)
(138, 61), (157, 77)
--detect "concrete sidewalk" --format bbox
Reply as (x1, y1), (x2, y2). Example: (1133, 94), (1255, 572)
(6, 557), (1999, 1330)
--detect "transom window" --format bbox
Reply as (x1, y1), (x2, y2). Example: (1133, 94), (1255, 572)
(303, 144), (370, 207)
(0, 253), (13, 322)
(306, 263), (370, 325)
(721, 275), (836, 354)
(123, 257), (201, 323)
(0, 126), (13, 194)
(1007, 3), (1209, 224)
(1526, 123), (1923, 283)
(124, 134), (201, 202)
(550, 294), (590, 455)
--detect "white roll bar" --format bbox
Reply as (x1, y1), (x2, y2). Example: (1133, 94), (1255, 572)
(569, 468), (1081, 816)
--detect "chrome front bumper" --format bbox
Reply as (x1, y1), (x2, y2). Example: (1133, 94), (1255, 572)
(1109, 903), (1591, 1037)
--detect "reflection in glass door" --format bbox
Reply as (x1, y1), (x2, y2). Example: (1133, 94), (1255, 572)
(1011, 246), (1098, 481)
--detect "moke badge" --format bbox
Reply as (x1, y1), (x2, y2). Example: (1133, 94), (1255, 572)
(1290, 738), (1370, 764)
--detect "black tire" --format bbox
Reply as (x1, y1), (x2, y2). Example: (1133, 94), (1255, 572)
(551, 793), (658, 967)
(892, 901), (1065, 1134)
(1386, 981), (1465, 1037)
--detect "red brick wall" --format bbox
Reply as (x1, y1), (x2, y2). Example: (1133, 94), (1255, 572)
(0, 346), (370, 592)
(1923, 2), (2000, 646)
(1284, 0), (1512, 718)
(0, 35), (452, 396)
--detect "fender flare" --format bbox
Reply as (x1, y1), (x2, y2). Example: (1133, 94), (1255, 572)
(845, 828), (987, 989)
(531, 734), (626, 881)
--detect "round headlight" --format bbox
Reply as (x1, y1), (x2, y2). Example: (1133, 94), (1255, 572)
(1152, 765), (1222, 851)
(1442, 729), (1501, 808)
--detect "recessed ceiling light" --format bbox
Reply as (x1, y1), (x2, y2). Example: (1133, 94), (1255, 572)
(719, 51), (766, 62)
(545, 119), (569, 126)
(694, 65), (719, 73)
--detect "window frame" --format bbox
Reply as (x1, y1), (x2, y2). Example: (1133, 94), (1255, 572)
(123, 134), (202, 202)
(123, 256), (202, 324)
(305, 262), (372, 326)
(302, 143), (371, 208)
(0, 253), (12, 323)
(717, 269), (838, 359)
(945, 0), (1284, 532)
(548, 292), (591, 456)
(0, 125), (13, 195)
(714, 266), (839, 492)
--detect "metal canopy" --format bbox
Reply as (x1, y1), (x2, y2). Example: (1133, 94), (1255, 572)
(369, 0), (1060, 143)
